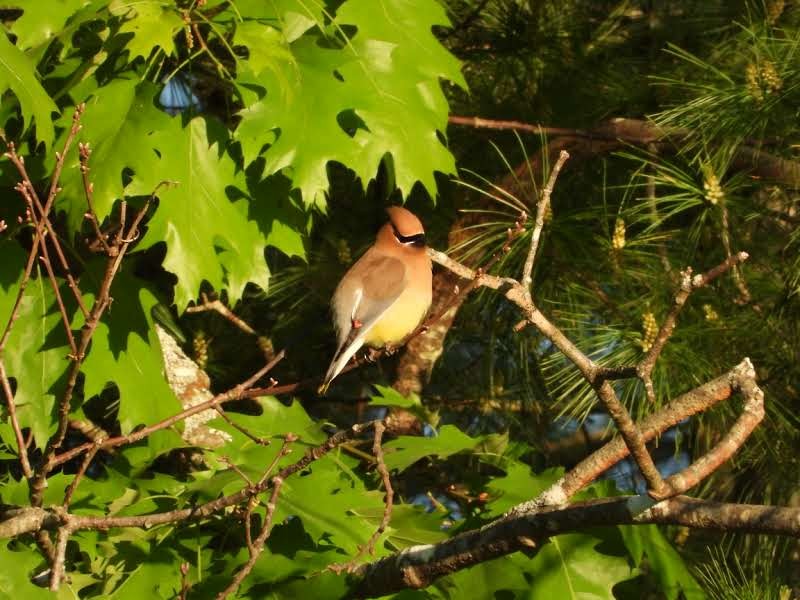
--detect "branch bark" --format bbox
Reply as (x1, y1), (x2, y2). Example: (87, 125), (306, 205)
(353, 495), (800, 597)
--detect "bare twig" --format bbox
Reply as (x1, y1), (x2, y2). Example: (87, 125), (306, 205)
(0, 360), (32, 478)
(449, 115), (800, 188)
(0, 107), (87, 479)
(50, 350), (286, 469)
(61, 444), (101, 508)
(330, 422), (394, 573)
(637, 252), (749, 402)
(186, 294), (257, 335)
(517, 358), (760, 510)
(427, 247), (668, 496)
(448, 115), (591, 139)
(217, 475), (285, 599)
(13, 423), (382, 591)
(212, 404), (270, 445)
(179, 563), (191, 600)
(521, 150), (569, 289)
(50, 511), (73, 591)
(719, 203), (752, 304)
(32, 195), (159, 505)
(78, 142), (113, 255)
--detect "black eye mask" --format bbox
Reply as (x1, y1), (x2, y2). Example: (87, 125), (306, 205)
(392, 225), (426, 247)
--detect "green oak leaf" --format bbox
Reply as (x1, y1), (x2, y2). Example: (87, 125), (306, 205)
(382, 425), (479, 472)
(9, 0), (90, 51)
(435, 552), (531, 598)
(79, 265), (180, 435)
(109, 0), (184, 60)
(106, 548), (182, 598)
(0, 542), (52, 599)
(55, 79), (170, 230)
(232, 0), (324, 37)
(233, 21), (294, 76)
(138, 116), (270, 310)
(0, 252), (71, 448)
(276, 456), (385, 554)
(484, 462), (562, 517)
(336, 0), (465, 197)
(0, 33), (58, 147)
(245, 173), (307, 260)
(234, 37), (360, 207)
(619, 524), (705, 600)
(522, 532), (636, 599)
(234, 0), (463, 206)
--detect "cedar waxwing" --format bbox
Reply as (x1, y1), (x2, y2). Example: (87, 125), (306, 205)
(318, 207), (433, 394)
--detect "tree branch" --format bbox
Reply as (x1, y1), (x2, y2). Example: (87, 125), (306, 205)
(353, 495), (800, 597)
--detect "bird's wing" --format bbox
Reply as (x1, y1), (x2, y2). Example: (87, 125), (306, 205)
(320, 255), (407, 393)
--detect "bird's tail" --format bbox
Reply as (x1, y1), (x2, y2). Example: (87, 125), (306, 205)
(318, 337), (364, 395)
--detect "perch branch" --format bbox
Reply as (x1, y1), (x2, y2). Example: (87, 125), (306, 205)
(352, 495), (800, 597)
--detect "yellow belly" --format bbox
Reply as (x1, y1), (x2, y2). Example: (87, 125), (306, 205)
(363, 289), (430, 347)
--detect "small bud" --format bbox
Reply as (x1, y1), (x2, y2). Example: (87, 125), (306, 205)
(640, 311), (658, 353)
(703, 168), (724, 205)
(702, 303), (719, 321)
(611, 217), (626, 250)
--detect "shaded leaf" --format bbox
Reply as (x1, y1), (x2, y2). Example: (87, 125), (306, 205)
(80, 265), (180, 435)
(110, 0), (183, 60)
(9, 0), (89, 51)
(56, 79), (169, 230)
(0, 262), (71, 448)
(382, 425), (479, 472)
(521, 532), (636, 599)
(276, 456), (384, 554)
(138, 116), (270, 309)
(619, 524), (705, 600)
(0, 33), (57, 147)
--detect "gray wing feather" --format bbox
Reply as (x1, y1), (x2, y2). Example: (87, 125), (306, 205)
(320, 254), (407, 392)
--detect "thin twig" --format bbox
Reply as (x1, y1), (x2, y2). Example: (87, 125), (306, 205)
(212, 404), (270, 445)
(521, 150), (569, 290)
(515, 358), (759, 510)
(719, 202), (751, 305)
(50, 351), (286, 468)
(0, 106), (85, 349)
(25, 423), (380, 591)
(186, 294), (257, 335)
(330, 422), (393, 573)
(242, 433), (296, 555)
(448, 115), (592, 139)
(428, 247), (668, 496)
(637, 252), (749, 401)
(49, 518), (72, 591)
(0, 358), (32, 477)
(32, 198), (158, 505)
(78, 142), (113, 255)
(217, 476), (285, 600)
(61, 444), (101, 508)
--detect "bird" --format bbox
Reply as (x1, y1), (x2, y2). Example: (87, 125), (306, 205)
(318, 206), (433, 394)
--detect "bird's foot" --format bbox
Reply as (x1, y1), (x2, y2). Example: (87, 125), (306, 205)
(383, 343), (398, 356)
(365, 347), (382, 363)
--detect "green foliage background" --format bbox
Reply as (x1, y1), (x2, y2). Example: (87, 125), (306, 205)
(0, 0), (797, 598)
